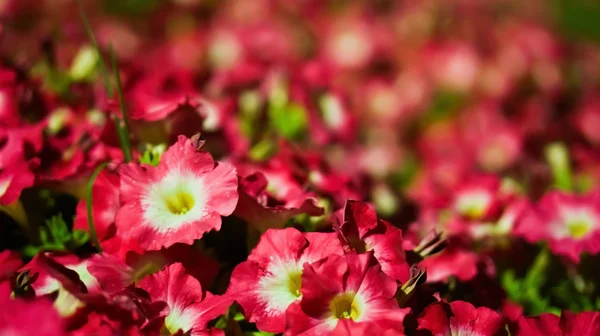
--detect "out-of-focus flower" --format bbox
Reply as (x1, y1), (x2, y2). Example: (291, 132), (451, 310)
(515, 191), (600, 262)
(515, 311), (600, 335)
(418, 300), (507, 336)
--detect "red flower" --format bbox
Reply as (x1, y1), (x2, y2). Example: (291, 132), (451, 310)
(0, 283), (66, 336)
(139, 263), (232, 336)
(115, 135), (238, 250)
(73, 169), (120, 241)
(515, 191), (600, 262)
(233, 172), (323, 232)
(335, 200), (411, 283)
(515, 311), (600, 335)
(285, 253), (408, 335)
(0, 156), (35, 205)
(227, 228), (343, 333)
(0, 249), (21, 280)
(418, 300), (507, 336)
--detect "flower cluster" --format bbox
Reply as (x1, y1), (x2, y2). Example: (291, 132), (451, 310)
(2, 0), (600, 335)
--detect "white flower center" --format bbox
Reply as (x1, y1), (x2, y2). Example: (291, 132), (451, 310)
(257, 260), (303, 314)
(557, 208), (597, 239)
(142, 171), (208, 231)
(454, 190), (492, 219)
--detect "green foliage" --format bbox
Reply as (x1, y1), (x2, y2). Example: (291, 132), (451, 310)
(269, 102), (308, 140)
(22, 214), (89, 258)
(103, 0), (162, 16)
(554, 0), (600, 43)
(268, 83), (308, 140)
(501, 247), (597, 315)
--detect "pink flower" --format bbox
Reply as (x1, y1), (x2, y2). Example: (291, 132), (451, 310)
(451, 175), (501, 221)
(515, 311), (600, 335)
(515, 191), (600, 262)
(0, 283), (66, 336)
(233, 172), (323, 232)
(285, 253), (408, 335)
(418, 300), (507, 336)
(89, 243), (219, 295)
(227, 228), (343, 333)
(73, 169), (120, 241)
(335, 200), (411, 283)
(0, 249), (21, 280)
(115, 135), (238, 250)
(139, 263), (232, 336)
(0, 157), (35, 205)
(419, 246), (488, 284)
(22, 254), (101, 318)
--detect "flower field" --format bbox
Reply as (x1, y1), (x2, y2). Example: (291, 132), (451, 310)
(2, 0), (600, 335)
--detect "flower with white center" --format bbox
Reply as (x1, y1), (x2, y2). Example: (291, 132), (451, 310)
(115, 135), (238, 250)
(227, 228), (343, 333)
(516, 191), (600, 262)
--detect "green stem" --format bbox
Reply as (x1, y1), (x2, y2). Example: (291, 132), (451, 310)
(110, 47), (132, 163)
(76, 0), (113, 97)
(524, 246), (551, 287)
(86, 163), (108, 252)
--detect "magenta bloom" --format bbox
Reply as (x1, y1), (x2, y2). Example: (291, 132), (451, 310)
(515, 191), (600, 262)
(139, 263), (232, 336)
(227, 228), (343, 333)
(516, 311), (600, 335)
(285, 253), (408, 335)
(74, 169), (120, 241)
(0, 284), (66, 336)
(418, 300), (507, 336)
(335, 200), (411, 283)
(115, 135), (238, 250)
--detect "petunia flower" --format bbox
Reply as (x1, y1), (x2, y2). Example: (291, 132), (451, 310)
(139, 263), (232, 336)
(115, 135), (238, 250)
(0, 156), (35, 205)
(22, 254), (101, 318)
(73, 169), (120, 242)
(515, 191), (600, 262)
(285, 252), (409, 335)
(418, 300), (507, 336)
(0, 249), (21, 280)
(227, 228), (343, 333)
(233, 172), (323, 232)
(0, 282), (66, 336)
(515, 310), (600, 335)
(334, 200), (411, 283)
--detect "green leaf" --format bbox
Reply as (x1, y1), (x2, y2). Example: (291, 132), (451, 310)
(554, 0), (600, 43)
(269, 102), (308, 139)
(545, 143), (573, 192)
(22, 245), (41, 258)
(71, 230), (90, 247)
(249, 139), (278, 161)
(46, 214), (69, 242)
(69, 45), (99, 81)
(233, 312), (245, 321)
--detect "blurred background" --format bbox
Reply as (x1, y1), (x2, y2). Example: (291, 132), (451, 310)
(3, 0), (600, 207)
